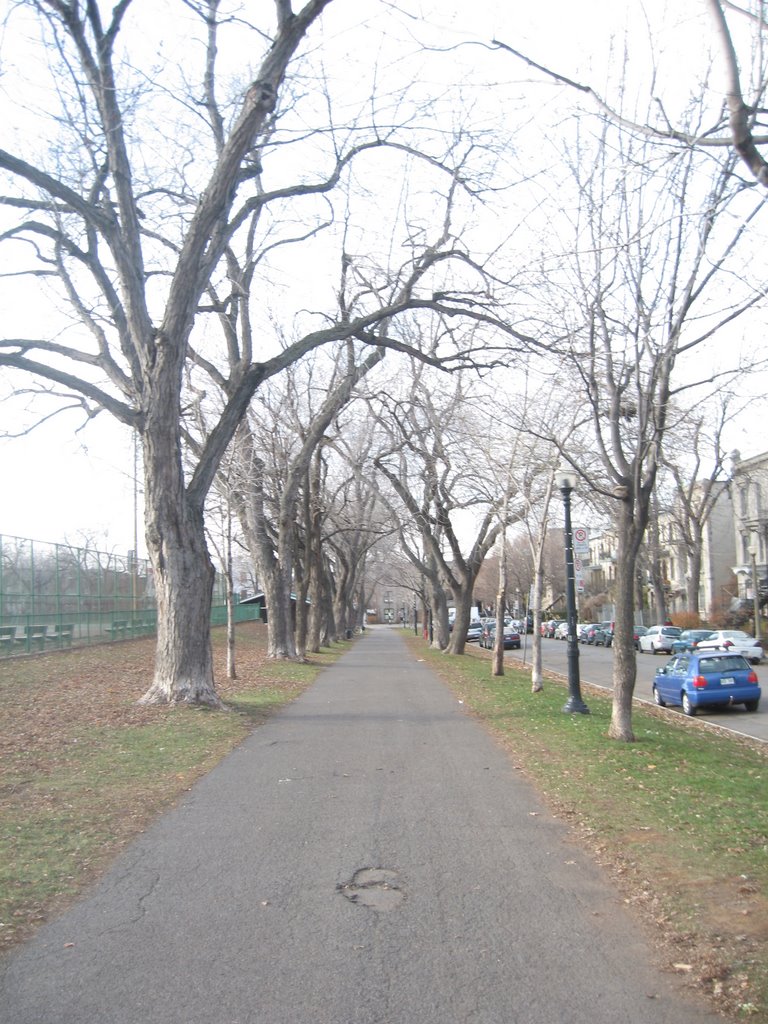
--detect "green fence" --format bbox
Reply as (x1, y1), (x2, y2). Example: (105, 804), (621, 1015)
(0, 534), (260, 656)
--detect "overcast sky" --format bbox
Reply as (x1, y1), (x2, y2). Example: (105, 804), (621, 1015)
(0, 0), (763, 555)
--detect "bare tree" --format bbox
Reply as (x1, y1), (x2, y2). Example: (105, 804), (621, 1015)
(702, 0), (768, 185)
(323, 424), (393, 641)
(660, 397), (744, 616)
(530, 111), (768, 740)
(226, 342), (382, 658)
(205, 493), (238, 680)
(372, 364), (526, 654)
(0, 1), (528, 705)
(493, 380), (583, 691)
(494, 2), (768, 187)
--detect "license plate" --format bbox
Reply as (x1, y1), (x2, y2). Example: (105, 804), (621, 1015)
(721, 677), (735, 686)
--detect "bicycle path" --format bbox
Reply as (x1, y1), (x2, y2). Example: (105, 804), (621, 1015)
(0, 627), (718, 1023)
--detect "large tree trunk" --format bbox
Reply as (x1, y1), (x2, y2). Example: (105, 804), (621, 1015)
(139, 425), (220, 706)
(446, 582), (476, 655)
(306, 454), (325, 653)
(430, 583), (450, 650)
(608, 500), (640, 741)
(492, 538), (507, 677)
(687, 546), (703, 616)
(294, 573), (309, 660)
(225, 510), (237, 681)
(263, 567), (297, 659)
(530, 563), (544, 693)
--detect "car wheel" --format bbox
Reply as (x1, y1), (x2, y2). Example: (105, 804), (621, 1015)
(744, 700), (760, 712)
(681, 692), (696, 717)
(653, 686), (666, 707)
(751, 657), (761, 666)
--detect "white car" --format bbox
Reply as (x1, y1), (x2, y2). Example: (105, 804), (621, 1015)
(694, 630), (764, 664)
(637, 624), (682, 655)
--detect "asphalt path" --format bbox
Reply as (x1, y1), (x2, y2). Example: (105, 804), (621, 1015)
(510, 637), (768, 743)
(0, 627), (720, 1024)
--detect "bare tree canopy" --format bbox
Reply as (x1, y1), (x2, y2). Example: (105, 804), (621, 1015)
(0, 1), (531, 704)
(493, 0), (768, 187)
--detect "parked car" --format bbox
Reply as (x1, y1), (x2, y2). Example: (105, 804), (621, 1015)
(593, 621), (614, 647)
(652, 651), (761, 716)
(479, 622), (521, 650)
(632, 625), (648, 650)
(466, 620), (483, 643)
(580, 623), (600, 644)
(541, 619), (563, 639)
(554, 621), (570, 640)
(637, 624), (682, 655)
(694, 630), (764, 664)
(670, 628), (714, 654)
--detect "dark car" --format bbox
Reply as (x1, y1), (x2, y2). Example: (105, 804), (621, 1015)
(652, 651), (761, 716)
(479, 623), (521, 650)
(593, 621), (614, 647)
(633, 625), (648, 650)
(580, 623), (600, 644)
(670, 628), (714, 654)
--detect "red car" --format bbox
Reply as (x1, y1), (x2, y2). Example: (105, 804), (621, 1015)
(480, 623), (521, 650)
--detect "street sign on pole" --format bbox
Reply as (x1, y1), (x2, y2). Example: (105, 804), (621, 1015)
(573, 526), (589, 557)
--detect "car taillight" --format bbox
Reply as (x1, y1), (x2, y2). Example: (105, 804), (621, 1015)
(723, 640), (734, 648)
(692, 675), (708, 688)
(748, 671), (759, 684)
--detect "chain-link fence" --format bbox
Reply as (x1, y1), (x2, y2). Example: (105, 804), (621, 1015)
(0, 534), (260, 656)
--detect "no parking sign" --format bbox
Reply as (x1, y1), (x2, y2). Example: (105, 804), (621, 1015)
(573, 526), (589, 556)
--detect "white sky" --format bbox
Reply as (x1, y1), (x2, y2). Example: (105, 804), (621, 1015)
(0, 0), (765, 556)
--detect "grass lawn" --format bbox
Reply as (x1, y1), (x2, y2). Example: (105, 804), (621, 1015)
(407, 636), (768, 1022)
(0, 622), (344, 953)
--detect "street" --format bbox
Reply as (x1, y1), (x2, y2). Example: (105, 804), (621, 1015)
(509, 637), (768, 743)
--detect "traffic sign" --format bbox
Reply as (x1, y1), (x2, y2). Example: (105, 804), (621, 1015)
(573, 526), (589, 556)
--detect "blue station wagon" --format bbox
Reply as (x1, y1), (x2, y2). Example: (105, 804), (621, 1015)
(653, 651), (761, 717)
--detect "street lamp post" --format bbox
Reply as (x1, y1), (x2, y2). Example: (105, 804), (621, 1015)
(750, 549), (762, 643)
(554, 468), (590, 715)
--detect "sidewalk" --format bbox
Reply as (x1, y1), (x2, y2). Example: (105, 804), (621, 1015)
(0, 627), (718, 1024)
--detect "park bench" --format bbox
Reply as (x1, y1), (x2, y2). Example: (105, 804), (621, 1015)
(0, 626), (17, 654)
(20, 624), (50, 651)
(106, 620), (129, 639)
(52, 623), (74, 646)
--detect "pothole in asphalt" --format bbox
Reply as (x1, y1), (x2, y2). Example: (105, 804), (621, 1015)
(337, 868), (405, 911)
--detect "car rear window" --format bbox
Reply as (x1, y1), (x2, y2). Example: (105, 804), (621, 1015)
(661, 627), (682, 636)
(698, 655), (750, 674)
